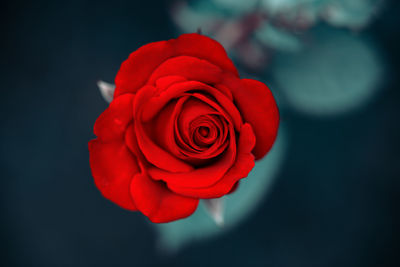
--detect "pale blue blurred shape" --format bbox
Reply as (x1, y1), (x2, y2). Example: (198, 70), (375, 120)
(322, 0), (381, 28)
(171, 3), (221, 34)
(260, 0), (380, 28)
(155, 127), (287, 252)
(255, 24), (302, 52)
(211, 0), (259, 14)
(271, 27), (383, 116)
(261, 0), (317, 15)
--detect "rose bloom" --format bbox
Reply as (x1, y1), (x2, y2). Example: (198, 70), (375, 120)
(89, 33), (279, 223)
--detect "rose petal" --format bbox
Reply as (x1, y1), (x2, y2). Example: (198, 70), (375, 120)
(88, 140), (139, 210)
(152, 95), (227, 166)
(130, 172), (199, 223)
(124, 124), (148, 165)
(155, 75), (187, 92)
(147, 56), (222, 87)
(191, 92), (242, 131)
(114, 33), (238, 97)
(174, 33), (238, 77)
(93, 94), (135, 141)
(115, 40), (174, 97)
(187, 115), (229, 158)
(175, 99), (229, 159)
(222, 75), (279, 159)
(134, 85), (194, 173)
(160, 96), (192, 156)
(141, 81), (242, 131)
(152, 97), (224, 158)
(191, 117), (219, 147)
(148, 123), (236, 188)
(166, 123), (256, 198)
(214, 84), (233, 100)
(177, 98), (218, 147)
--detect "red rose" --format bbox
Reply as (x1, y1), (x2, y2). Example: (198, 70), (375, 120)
(89, 33), (279, 223)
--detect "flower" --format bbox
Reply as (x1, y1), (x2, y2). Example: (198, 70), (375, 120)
(89, 33), (279, 223)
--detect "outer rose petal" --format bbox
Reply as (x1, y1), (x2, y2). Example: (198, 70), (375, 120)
(89, 140), (139, 210)
(155, 75), (187, 92)
(166, 123), (256, 198)
(115, 40), (173, 97)
(94, 94), (135, 141)
(222, 75), (279, 159)
(147, 56), (222, 86)
(114, 33), (238, 97)
(130, 172), (199, 223)
(173, 33), (238, 76)
(133, 85), (194, 173)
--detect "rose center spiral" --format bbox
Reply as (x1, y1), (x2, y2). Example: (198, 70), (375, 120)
(198, 126), (209, 137)
(190, 115), (221, 148)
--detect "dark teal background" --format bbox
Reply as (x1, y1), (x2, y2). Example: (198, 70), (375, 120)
(1, 0), (399, 266)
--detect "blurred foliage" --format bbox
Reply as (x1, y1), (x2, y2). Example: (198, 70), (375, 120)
(175, 0), (382, 32)
(255, 24), (302, 52)
(260, 0), (380, 29)
(271, 26), (383, 115)
(209, 0), (381, 28)
(156, 127), (287, 252)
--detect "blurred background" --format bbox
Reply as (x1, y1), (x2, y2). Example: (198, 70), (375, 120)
(1, 0), (399, 266)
